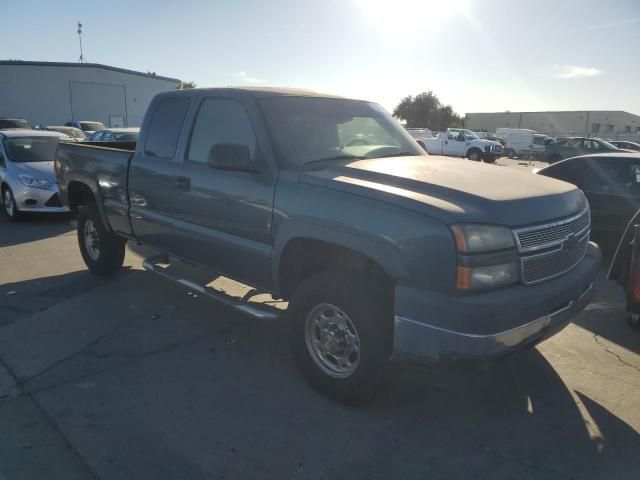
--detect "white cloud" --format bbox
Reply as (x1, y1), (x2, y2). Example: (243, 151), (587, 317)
(576, 17), (639, 32)
(550, 65), (602, 79)
(233, 71), (267, 83)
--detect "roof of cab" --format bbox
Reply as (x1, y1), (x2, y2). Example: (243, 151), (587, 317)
(162, 86), (347, 100)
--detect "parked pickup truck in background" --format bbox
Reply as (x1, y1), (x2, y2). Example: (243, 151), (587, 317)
(421, 128), (504, 162)
(55, 87), (600, 404)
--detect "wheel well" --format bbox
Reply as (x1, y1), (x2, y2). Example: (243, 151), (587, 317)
(67, 181), (95, 212)
(277, 238), (393, 300)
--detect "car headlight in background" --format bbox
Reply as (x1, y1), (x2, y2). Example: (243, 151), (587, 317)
(451, 224), (515, 253)
(18, 174), (51, 190)
(456, 263), (518, 290)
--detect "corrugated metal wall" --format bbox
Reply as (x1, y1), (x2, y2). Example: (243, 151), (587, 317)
(0, 64), (179, 127)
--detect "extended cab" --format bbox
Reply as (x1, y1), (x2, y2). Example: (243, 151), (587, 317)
(55, 88), (600, 403)
(421, 128), (503, 162)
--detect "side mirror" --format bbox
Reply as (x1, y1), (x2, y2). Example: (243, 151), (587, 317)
(416, 140), (427, 151)
(207, 143), (258, 173)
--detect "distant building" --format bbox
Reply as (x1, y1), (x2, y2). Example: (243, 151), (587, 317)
(464, 110), (640, 138)
(0, 60), (181, 127)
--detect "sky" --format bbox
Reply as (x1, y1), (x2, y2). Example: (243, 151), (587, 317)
(2, 0), (639, 115)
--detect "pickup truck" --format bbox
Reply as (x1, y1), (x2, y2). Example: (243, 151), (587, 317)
(55, 87), (601, 404)
(421, 128), (504, 162)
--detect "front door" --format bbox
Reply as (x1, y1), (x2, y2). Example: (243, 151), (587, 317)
(129, 96), (190, 250)
(169, 96), (276, 288)
(442, 129), (467, 156)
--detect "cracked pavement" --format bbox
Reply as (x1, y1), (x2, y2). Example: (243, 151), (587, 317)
(1, 215), (639, 480)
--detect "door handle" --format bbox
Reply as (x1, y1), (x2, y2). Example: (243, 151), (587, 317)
(175, 176), (191, 192)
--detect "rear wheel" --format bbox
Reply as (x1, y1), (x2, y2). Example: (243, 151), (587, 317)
(2, 186), (21, 221)
(548, 154), (562, 164)
(506, 148), (516, 159)
(289, 269), (392, 405)
(77, 204), (126, 275)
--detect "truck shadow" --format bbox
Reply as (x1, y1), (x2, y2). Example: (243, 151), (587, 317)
(0, 213), (73, 248)
(2, 269), (637, 479)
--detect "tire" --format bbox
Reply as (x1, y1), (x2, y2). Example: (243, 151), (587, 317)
(468, 148), (483, 161)
(288, 268), (392, 405)
(628, 314), (640, 330)
(506, 148), (516, 159)
(77, 204), (125, 275)
(547, 154), (562, 164)
(2, 186), (21, 221)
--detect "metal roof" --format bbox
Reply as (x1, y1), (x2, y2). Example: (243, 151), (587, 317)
(0, 60), (180, 83)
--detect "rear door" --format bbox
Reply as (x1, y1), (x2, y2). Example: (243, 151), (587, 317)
(442, 129), (466, 156)
(169, 95), (276, 288)
(583, 157), (640, 243)
(128, 96), (190, 250)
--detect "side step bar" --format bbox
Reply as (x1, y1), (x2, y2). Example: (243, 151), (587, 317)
(142, 255), (280, 320)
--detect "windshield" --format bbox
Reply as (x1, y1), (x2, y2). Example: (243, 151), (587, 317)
(258, 97), (423, 168)
(461, 129), (479, 140)
(597, 138), (618, 150)
(114, 132), (139, 141)
(80, 122), (106, 131)
(0, 119), (32, 129)
(3, 136), (60, 162)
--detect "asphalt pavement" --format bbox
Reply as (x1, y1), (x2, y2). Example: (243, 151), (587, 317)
(0, 208), (639, 479)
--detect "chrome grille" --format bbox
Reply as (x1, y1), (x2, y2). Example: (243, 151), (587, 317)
(514, 209), (590, 253)
(521, 233), (589, 284)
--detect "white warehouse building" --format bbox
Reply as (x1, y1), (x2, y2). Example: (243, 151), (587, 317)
(0, 60), (181, 128)
(464, 110), (640, 138)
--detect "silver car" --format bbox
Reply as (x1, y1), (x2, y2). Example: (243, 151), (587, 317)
(0, 130), (71, 220)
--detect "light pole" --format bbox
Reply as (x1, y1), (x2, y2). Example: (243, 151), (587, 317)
(77, 21), (86, 63)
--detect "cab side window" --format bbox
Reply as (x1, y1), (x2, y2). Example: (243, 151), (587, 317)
(448, 129), (460, 141)
(187, 98), (258, 167)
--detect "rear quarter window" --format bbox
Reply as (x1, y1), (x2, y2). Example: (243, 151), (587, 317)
(539, 161), (587, 188)
(144, 97), (190, 159)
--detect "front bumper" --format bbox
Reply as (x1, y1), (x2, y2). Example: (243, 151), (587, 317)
(11, 183), (69, 213)
(392, 242), (601, 361)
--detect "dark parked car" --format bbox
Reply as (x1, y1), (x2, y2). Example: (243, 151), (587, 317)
(0, 118), (33, 130)
(544, 137), (629, 163)
(88, 128), (139, 142)
(609, 140), (640, 152)
(608, 208), (640, 329)
(64, 120), (106, 134)
(537, 152), (640, 252)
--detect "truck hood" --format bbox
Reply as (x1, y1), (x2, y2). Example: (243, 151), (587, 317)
(10, 161), (56, 183)
(299, 155), (586, 226)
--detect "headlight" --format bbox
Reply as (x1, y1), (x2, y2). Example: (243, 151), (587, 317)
(457, 263), (518, 290)
(18, 174), (51, 190)
(451, 224), (515, 253)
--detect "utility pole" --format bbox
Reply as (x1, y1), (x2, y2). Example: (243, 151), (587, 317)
(77, 21), (86, 63)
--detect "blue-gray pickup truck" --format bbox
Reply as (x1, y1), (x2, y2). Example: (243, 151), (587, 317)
(55, 87), (601, 403)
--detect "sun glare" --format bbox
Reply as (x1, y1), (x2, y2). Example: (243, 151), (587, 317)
(355, 0), (474, 33)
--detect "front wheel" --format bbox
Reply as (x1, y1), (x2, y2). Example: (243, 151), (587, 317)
(2, 187), (21, 221)
(468, 149), (483, 161)
(77, 204), (126, 275)
(289, 269), (392, 404)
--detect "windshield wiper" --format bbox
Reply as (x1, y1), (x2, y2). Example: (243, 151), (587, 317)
(370, 151), (421, 159)
(303, 155), (366, 167)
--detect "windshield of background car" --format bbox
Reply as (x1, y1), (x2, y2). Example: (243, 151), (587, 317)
(462, 130), (479, 140)
(113, 132), (139, 141)
(258, 96), (422, 168)
(3, 136), (60, 162)
(81, 122), (105, 131)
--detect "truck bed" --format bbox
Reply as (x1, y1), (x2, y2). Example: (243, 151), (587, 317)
(55, 141), (135, 236)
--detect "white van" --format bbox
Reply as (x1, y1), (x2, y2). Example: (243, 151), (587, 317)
(496, 128), (548, 158)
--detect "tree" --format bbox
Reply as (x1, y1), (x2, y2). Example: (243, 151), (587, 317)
(178, 80), (197, 89)
(393, 91), (463, 130)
